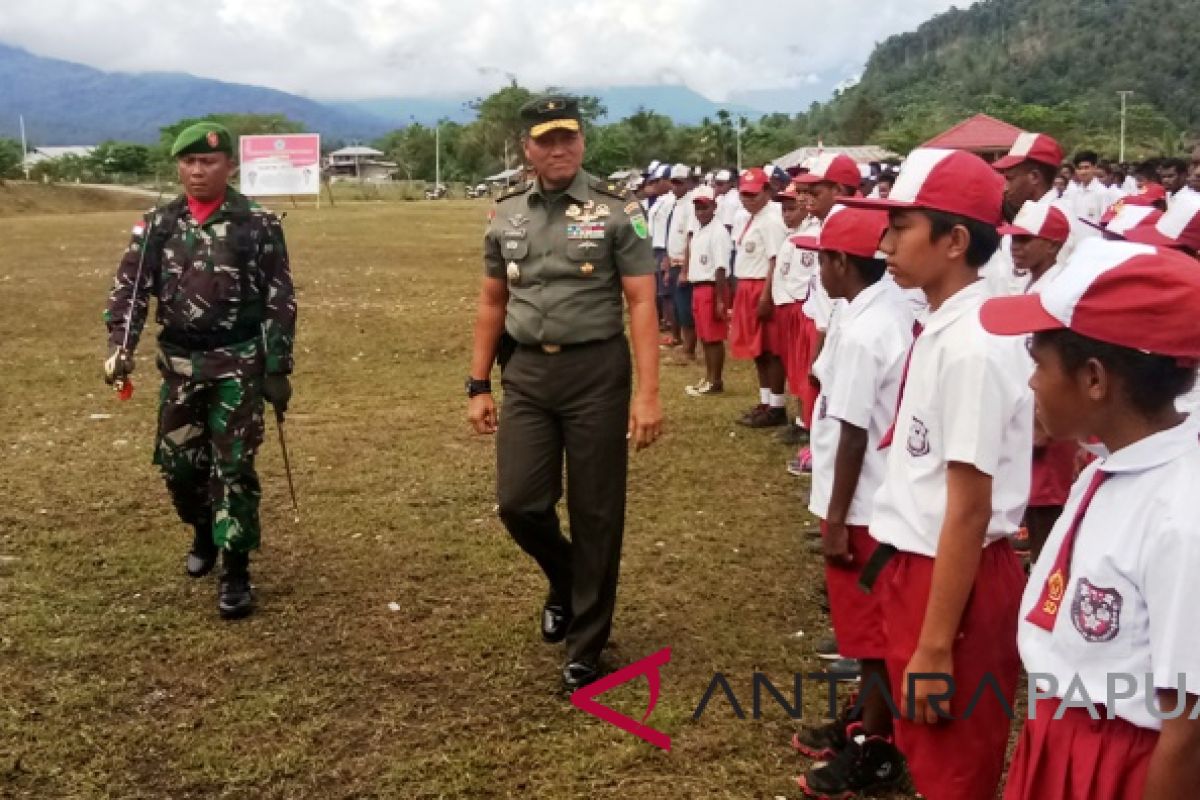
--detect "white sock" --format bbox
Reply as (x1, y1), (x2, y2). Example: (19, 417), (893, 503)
(796, 416), (806, 429)
(759, 388), (771, 405)
(769, 393), (786, 408)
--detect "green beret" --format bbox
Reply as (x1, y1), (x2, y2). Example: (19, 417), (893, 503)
(519, 95), (582, 139)
(171, 122), (234, 158)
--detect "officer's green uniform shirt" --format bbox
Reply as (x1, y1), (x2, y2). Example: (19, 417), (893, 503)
(484, 170), (656, 346)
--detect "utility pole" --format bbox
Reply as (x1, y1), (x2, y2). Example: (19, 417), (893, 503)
(434, 122), (441, 192)
(19, 114), (30, 180)
(735, 117), (743, 173)
(1117, 90), (1133, 163)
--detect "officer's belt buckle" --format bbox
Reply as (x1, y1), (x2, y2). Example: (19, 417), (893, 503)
(540, 343), (562, 354)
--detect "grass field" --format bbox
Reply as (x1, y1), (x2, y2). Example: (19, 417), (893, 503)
(0, 196), (933, 799)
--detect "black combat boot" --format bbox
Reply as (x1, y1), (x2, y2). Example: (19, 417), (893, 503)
(185, 515), (218, 578)
(217, 550), (254, 620)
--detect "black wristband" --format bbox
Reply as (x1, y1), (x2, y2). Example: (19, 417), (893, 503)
(466, 377), (492, 398)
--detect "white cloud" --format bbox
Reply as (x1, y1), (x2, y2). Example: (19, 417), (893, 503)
(0, 0), (959, 101)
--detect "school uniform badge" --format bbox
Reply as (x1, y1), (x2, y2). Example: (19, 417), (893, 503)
(1071, 578), (1123, 643)
(906, 417), (930, 457)
(818, 395), (828, 420)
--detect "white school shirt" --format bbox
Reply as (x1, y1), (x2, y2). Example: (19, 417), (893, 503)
(648, 192), (676, 250)
(809, 280), (916, 525)
(667, 191), (694, 263)
(772, 218), (819, 305)
(687, 219), (733, 283)
(717, 188), (741, 229)
(734, 206), (788, 280)
(1068, 178), (1108, 226)
(1019, 420), (1200, 731)
(869, 280), (1034, 557)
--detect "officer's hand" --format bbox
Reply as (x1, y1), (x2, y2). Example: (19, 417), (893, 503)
(468, 394), (498, 435)
(103, 346), (134, 386)
(262, 374), (292, 414)
(628, 391), (663, 451)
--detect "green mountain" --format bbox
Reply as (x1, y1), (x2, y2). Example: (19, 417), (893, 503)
(813, 0), (1199, 157)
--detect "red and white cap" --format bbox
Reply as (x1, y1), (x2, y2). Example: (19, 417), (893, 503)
(739, 167), (771, 194)
(669, 163), (691, 180)
(794, 153), (861, 188)
(692, 186), (717, 205)
(980, 238), (1200, 359)
(1126, 182), (1167, 205)
(1124, 192), (1200, 252)
(1089, 203), (1162, 237)
(992, 132), (1064, 171)
(789, 205), (886, 259)
(998, 201), (1071, 243)
(818, 207), (889, 259)
(841, 148), (1004, 226)
(714, 168), (734, 183)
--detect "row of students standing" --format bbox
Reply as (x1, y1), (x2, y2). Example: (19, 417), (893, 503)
(780, 133), (1200, 800)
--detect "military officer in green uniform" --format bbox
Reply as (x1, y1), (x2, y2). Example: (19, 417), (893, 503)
(103, 122), (297, 620)
(467, 95), (663, 690)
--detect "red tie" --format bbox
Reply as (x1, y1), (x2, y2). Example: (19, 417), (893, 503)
(878, 321), (924, 450)
(1025, 468), (1111, 632)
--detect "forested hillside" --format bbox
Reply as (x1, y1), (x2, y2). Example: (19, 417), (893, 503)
(810, 0), (1198, 156)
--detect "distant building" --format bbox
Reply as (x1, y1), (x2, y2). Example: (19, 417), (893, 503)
(325, 146), (397, 182)
(772, 145), (898, 170)
(921, 114), (1023, 161)
(22, 145), (96, 169)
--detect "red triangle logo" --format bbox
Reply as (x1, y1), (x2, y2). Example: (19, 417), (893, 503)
(570, 647), (672, 751)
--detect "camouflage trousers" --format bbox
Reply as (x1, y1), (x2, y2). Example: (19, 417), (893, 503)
(153, 371), (265, 553)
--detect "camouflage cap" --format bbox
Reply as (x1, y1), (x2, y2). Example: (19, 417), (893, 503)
(171, 122), (234, 158)
(519, 95), (582, 139)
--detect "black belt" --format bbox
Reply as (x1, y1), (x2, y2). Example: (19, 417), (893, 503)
(516, 335), (619, 355)
(159, 322), (261, 351)
(857, 543), (898, 594)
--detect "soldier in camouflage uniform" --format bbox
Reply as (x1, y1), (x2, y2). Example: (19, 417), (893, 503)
(103, 121), (296, 619)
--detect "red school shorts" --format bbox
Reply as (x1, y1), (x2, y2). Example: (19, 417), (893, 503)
(875, 539), (1026, 800)
(690, 283), (729, 344)
(1004, 698), (1158, 800)
(821, 522), (886, 660)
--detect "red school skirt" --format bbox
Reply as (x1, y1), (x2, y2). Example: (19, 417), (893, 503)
(1004, 699), (1158, 800)
(821, 522), (886, 659)
(729, 278), (774, 359)
(780, 303), (821, 426)
(876, 540), (1026, 800)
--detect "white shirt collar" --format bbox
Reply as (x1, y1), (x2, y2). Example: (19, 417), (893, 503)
(921, 279), (989, 336)
(1100, 418), (1199, 474)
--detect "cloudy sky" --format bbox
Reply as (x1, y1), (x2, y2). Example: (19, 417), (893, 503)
(0, 0), (959, 108)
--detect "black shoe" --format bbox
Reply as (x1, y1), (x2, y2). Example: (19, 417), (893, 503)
(185, 521), (218, 578)
(814, 635), (842, 661)
(745, 406), (788, 429)
(796, 723), (905, 798)
(541, 603), (571, 644)
(217, 551), (254, 620)
(774, 423), (810, 446)
(792, 693), (862, 759)
(561, 660), (600, 692)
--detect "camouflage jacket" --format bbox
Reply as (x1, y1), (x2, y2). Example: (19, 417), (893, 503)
(104, 188), (296, 378)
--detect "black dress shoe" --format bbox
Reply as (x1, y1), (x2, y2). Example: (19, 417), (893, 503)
(561, 660), (600, 692)
(217, 551), (254, 620)
(185, 519), (218, 578)
(541, 603), (571, 643)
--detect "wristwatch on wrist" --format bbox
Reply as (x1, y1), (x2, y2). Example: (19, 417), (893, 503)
(466, 377), (492, 398)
